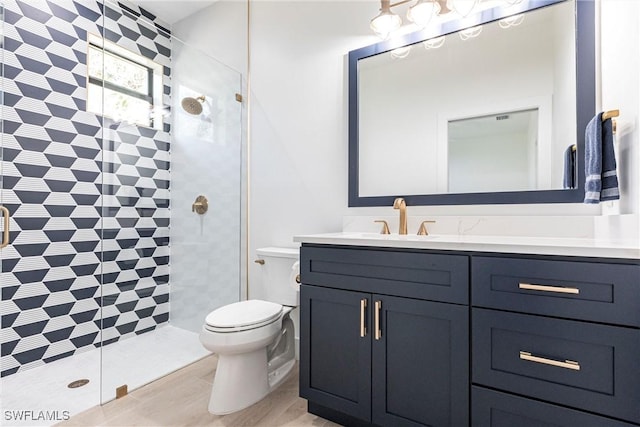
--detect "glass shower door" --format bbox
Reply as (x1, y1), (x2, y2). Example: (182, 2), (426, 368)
(97, 1), (244, 404)
(0, 0), (103, 423)
(1, 0), (6, 257)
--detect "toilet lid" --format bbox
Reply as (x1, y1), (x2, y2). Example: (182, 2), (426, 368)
(205, 300), (283, 329)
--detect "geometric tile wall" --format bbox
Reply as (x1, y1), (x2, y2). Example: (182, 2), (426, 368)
(1, 0), (172, 377)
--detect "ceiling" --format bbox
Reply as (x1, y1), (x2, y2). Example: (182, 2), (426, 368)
(128, 1), (218, 25)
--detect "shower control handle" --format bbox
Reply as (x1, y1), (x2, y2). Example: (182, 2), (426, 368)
(192, 195), (208, 214)
(0, 206), (9, 249)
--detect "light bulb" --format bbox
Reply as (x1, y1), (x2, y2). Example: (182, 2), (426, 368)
(371, 8), (402, 40)
(447, 0), (478, 17)
(407, 0), (440, 28)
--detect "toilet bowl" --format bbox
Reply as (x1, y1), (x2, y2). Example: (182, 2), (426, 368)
(199, 247), (299, 415)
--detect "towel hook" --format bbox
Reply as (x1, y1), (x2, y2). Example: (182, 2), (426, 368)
(602, 109), (619, 134)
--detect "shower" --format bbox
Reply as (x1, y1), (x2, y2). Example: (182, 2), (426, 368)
(0, 0), (244, 422)
(181, 95), (206, 115)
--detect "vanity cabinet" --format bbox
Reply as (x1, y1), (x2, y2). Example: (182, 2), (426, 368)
(471, 255), (640, 426)
(298, 243), (640, 427)
(299, 245), (469, 427)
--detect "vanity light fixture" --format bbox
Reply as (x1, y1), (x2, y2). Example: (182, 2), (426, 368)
(371, 0), (452, 39)
(448, 0), (478, 18)
(406, 0), (442, 27)
(371, 0), (525, 39)
(370, 0), (402, 40)
(498, 13), (524, 28)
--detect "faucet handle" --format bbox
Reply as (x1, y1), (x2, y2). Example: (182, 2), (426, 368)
(192, 195), (208, 214)
(374, 220), (391, 235)
(417, 220), (436, 236)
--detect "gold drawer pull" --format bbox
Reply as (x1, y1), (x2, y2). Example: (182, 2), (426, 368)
(519, 282), (580, 295)
(360, 299), (367, 337)
(1, 206), (9, 249)
(519, 351), (581, 371)
(374, 300), (382, 341)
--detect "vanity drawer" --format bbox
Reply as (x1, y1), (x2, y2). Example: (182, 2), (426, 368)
(472, 308), (640, 424)
(472, 256), (640, 326)
(300, 245), (469, 304)
(472, 386), (637, 427)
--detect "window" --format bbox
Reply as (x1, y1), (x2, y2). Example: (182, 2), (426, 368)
(87, 35), (163, 128)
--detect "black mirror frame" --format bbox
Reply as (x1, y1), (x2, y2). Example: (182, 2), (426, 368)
(348, 0), (595, 207)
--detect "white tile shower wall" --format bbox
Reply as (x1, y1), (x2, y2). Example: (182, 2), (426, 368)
(171, 1), (249, 299)
(168, 40), (243, 332)
(0, 0), (172, 377)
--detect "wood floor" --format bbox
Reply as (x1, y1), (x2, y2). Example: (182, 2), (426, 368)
(57, 355), (340, 427)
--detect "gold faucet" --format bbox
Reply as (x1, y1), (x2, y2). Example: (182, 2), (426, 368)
(417, 220), (436, 236)
(393, 198), (407, 235)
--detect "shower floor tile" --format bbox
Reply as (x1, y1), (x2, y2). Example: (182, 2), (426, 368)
(0, 325), (209, 427)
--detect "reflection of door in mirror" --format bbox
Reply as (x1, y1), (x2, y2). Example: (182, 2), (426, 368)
(357, 0), (576, 198)
(447, 109), (539, 194)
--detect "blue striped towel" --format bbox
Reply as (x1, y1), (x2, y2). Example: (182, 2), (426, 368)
(584, 112), (620, 204)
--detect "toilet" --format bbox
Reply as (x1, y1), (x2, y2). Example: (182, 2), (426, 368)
(199, 247), (299, 415)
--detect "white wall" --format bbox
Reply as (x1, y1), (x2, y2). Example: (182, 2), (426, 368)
(176, 0), (640, 301)
(600, 0), (640, 217)
(247, 1), (380, 298)
(247, 0), (639, 292)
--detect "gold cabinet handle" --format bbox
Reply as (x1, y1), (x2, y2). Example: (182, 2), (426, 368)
(374, 300), (382, 341)
(254, 259), (265, 265)
(519, 351), (580, 371)
(0, 206), (9, 249)
(519, 282), (580, 295)
(360, 299), (367, 337)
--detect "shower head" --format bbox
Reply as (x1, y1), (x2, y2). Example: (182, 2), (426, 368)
(181, 95), (205, 115)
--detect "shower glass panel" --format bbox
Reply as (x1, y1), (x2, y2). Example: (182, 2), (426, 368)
(1, 0), (105, 422)
(0, 0), (4, 267)
(97, 1), (243, 404)
(0, 0), (244, 421)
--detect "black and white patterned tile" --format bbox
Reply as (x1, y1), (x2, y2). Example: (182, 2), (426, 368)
(1, 0), (172, 377)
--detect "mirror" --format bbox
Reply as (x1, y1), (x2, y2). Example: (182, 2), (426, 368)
(348, 0), (595, 206)
(448, 109), (540, 193)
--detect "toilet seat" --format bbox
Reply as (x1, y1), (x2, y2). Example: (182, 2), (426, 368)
(205, 300), (283, 333)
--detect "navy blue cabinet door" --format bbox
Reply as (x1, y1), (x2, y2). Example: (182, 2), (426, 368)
(300, 285), (372, 422)
(372, 295), (469, 427)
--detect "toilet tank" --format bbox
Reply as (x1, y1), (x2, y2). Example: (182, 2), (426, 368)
(256, 247), (300, 307)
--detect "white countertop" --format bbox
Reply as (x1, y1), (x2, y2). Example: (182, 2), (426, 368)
(293, 232), (640, 260)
